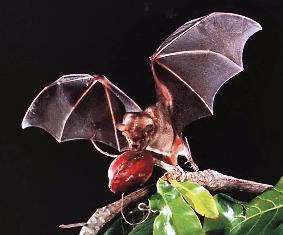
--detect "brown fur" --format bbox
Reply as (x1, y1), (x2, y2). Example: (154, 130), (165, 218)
(117, 82), (199, 170)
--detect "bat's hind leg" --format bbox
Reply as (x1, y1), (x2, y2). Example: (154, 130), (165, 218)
(183, 137), (199, 171)
(172, 135), (199, 171)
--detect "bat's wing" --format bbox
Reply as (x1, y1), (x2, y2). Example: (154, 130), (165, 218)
(150, 12), (262, 134)
(22, 74), (141, 152)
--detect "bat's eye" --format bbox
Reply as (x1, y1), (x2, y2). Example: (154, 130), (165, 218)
(145, 124), (154, 133)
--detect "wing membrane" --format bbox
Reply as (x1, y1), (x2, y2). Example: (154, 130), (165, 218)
(151, 12), (262, 133)
(22, 74), (141, 151)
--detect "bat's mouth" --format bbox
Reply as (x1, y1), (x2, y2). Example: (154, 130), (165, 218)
(131, 143), (147, 151)
(131, 144), (139, 150)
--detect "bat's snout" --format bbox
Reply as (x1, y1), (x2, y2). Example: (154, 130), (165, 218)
(131, 144), (139, 150)
(130, 141), (147, 151)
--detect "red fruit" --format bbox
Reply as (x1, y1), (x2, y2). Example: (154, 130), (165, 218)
(108, 150), (154, 194)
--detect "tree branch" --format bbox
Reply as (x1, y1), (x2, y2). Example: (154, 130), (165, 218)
(59, 185), (155, 235)
(166, 169), (273, 194)
(59, 169), (273, 235)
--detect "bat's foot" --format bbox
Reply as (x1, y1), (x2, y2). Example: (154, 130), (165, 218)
(162, 165), (186, 182)
(183, 137), (199, 172)
(173, 165), (186, 181)
(186, 160), (199, 172)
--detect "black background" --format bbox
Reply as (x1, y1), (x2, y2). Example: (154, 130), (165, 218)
(1, 1), (283, 234)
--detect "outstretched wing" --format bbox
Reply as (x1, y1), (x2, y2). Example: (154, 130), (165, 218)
(150, 12), (262, 133)
(22, 74), (141, 152)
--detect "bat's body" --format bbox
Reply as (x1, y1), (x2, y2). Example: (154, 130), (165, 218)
(22, 13), (261, 171)
(117, 83), (194, 168)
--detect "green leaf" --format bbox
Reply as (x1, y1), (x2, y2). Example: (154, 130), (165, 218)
(149, 193), (165, 212)
(103, 214), (133, 235)
(128, 213), (156, 235)
(203, 194), (244, 234)
(169, 180), (219, 219)
(204, 177), (283, 235)
(270, 223), (283, 235)
(152, 179), (204, 235)
(104, 207), (156, 235)
(229, 177), (283, 235)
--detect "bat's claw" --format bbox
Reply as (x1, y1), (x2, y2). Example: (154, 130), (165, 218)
(192, 163), (199, 172)
(183, 137), (199, 172)
(185, 160), (199, 172)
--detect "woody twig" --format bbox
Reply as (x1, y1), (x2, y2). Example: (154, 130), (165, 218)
(60, 169), (272, 235)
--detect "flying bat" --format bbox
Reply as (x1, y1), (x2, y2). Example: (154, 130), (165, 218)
(22, 12), (262, 172)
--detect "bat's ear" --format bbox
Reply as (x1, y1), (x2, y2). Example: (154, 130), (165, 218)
(116, 123), (127, 132)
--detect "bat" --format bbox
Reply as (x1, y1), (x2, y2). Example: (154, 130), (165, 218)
(22, 12), (261, 172)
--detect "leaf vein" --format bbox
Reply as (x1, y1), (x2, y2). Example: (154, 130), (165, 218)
(259, 207), (278, 235)
(258, 196), (277, 207)
(230, 204), (283, 232)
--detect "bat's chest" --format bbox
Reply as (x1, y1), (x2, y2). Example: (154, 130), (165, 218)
(145, 102), (175, 154)
(148, 121), (174, 155)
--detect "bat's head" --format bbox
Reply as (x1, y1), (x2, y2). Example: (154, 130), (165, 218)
(116, 112), (156, 151)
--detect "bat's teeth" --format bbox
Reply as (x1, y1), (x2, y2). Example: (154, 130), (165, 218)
(132, 145), (138, 150)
